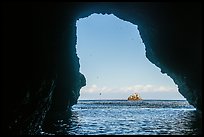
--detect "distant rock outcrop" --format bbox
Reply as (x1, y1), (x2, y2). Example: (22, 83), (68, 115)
(128, 93), (142, 101)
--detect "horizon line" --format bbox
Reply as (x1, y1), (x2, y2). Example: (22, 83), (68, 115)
(78, 99), (187, 101)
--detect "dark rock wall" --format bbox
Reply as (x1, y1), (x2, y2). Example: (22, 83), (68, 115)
(2, 2), (202, 135)
(3, 2), (85, 134)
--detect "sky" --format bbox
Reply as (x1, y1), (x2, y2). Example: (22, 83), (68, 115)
(76, 13), (185, 100)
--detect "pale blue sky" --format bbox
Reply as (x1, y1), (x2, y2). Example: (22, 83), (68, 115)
(76, 13), (185, 100)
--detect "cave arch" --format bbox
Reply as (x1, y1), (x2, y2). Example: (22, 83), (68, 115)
(3, 2), (201, 134)
(76, 13), (186, 100)
(72, 2), (202, 111)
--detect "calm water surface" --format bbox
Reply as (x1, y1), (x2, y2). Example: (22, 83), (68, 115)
(41, 100), (202, 135)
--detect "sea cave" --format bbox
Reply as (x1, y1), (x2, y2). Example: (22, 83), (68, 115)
(3, 2), (202, 135)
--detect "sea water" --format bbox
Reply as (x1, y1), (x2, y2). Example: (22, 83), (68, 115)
(41, 100), (202, 135)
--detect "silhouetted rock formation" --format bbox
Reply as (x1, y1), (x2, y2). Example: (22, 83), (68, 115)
(3, 2), (202, 135)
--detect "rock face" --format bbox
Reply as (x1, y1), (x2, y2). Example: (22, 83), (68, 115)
(128, 93), (142, 101)
(3, 2), (202, 135)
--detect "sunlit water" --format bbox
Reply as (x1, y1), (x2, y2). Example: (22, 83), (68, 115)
(41, 100), (202, 135)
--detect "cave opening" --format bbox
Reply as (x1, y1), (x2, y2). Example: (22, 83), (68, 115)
(75, 13), (186, 101)
(3, 3), (201, 135)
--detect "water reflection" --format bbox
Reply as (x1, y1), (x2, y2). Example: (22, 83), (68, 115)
(138, 110), (202, 135)
(40, 100), (202, 135)
(41, 110), (80, 135)
(180, 110), (202, 135)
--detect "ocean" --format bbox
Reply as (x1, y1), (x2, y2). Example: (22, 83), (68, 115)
(41, 100), (202, 135)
